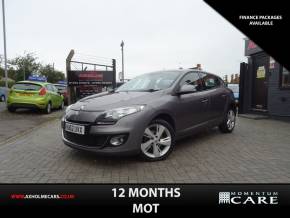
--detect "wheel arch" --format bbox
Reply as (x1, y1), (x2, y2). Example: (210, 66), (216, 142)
(151, 113), (176, 131)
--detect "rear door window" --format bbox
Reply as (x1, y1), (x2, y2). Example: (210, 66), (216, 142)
(13, 83), (42, 91)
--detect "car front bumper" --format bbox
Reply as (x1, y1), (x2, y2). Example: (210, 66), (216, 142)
(61, 110), (153, 156)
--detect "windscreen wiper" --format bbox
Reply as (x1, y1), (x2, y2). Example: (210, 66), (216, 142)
(143, 89), (161, 92)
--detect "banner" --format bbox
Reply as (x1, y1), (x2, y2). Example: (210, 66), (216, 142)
(67, 70), (114, 86)
(0, 184), (289, 213)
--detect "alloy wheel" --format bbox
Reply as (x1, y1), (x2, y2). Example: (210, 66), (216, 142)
(227, 109), (236, 130)
(141, 123), (172, 159)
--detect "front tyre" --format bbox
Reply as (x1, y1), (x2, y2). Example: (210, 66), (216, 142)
(140, 119), (175, 161)
(219, 108), (236, 133)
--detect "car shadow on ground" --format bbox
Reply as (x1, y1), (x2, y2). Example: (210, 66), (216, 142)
(174, 127), (220, 150)
(9, 108), (60, 115)
(65, 127), (221, 165)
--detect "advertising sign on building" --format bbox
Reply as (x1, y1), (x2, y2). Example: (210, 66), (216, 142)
(256, 66), (266, 79)
(245, 39), (262, 56)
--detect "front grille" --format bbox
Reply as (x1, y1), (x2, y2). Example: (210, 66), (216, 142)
(63, 131), (109, 147)
(65, 119), (92, 125)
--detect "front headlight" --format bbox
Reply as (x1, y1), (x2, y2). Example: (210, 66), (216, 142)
(103, 105), (145, 120)
(65, 104), (73, 114)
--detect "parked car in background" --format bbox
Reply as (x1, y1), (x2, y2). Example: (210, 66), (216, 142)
(227, 83), (239, 105)
(62, 70), (237, 161)
(7, 81), (64, 113)
(0, 87), (9, 102)
(54, 83), (68, 105)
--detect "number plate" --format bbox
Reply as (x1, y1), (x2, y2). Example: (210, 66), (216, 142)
(65, 122), (85, 135)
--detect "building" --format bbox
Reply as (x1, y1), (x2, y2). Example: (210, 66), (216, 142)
(190, 64), (202, 70)
(239, 39), (290, 117)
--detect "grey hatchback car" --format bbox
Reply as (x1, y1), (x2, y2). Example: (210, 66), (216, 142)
(62, 70), (237, 161)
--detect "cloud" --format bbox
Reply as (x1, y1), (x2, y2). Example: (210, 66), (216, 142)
(2, 0), (246, 78)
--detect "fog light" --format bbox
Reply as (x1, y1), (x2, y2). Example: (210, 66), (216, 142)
(110, 135), (126, 146)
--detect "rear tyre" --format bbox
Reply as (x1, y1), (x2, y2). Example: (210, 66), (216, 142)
(140, 119), (175, 161)
(219, 108), (236, 133)
(44, 102), (52, 114)
(7, 107), (16, 113)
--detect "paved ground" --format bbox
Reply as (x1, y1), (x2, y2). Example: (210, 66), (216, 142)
(0, 102), (6, 112)
(0, 114), (290, 183)
(0, 103), (64, 144)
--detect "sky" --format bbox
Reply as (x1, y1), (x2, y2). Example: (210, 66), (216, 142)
(0, 0), (247, 79)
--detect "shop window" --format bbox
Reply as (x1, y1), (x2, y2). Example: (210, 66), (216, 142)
(281, 67), (290, 89)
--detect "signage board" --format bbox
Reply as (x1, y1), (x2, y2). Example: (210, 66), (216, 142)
(28, 75), (47, 82)
(67, 71), (114, 86)
(256, 66), (266, 79)
(245, 39), (263, 56)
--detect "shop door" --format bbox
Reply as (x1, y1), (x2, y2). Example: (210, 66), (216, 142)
(252, 54), (268, 110)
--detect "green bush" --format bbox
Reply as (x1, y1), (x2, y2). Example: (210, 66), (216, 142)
(0, 80), (15, 88)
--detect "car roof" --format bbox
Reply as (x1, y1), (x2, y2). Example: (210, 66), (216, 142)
(53, 83), (67, 86)
(148, 69), (222, 79)
(16, 80), (51, 86)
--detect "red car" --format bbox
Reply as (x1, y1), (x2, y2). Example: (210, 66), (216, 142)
(54, 84), (68, 105)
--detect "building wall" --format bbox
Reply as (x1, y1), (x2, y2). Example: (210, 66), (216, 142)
(239, 52), (290, 117)
(241, 39), (290, 117)
(268, 62), (290, 116)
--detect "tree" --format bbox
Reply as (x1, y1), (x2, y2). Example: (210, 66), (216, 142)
(8, 52), (41, 81)
(39, 64), (65, 83)
(1, 52), (64, 84)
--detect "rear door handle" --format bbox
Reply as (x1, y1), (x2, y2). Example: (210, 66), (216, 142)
(221, 94), (227, 98)
(200, 98), (209, 103)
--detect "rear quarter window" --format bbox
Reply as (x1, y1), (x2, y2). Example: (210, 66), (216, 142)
(13, 83), (42, 91)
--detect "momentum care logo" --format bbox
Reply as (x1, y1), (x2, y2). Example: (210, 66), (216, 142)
(218, 191), (278, 205)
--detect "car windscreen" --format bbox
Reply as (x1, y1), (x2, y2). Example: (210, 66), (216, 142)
(117, 71), (181, 92)
(13, 83), (42, 91)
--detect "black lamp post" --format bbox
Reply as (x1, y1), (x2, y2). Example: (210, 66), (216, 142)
(120, 40), (124, 82)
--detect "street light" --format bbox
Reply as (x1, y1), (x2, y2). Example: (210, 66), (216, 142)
(1, 0), (8, 94)
(120, 40), (124, 82)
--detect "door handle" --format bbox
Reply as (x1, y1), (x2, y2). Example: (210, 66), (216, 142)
(221, 94), (227, 98)
(200, 98), (209, 103)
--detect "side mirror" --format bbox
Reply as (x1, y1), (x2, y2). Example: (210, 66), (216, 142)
(177, 84), (197, 95)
